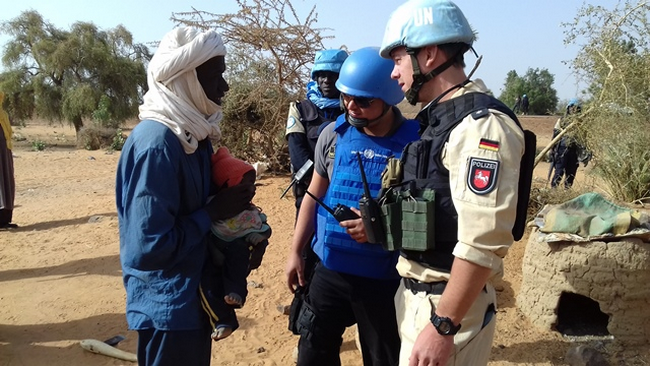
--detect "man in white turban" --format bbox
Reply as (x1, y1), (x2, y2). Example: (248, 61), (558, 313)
(116, 27), (253, 365)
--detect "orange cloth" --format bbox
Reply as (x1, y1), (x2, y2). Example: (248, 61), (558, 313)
(211, 147), (254, 188)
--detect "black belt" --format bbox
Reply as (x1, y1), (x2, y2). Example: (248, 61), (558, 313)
(403, 278), (447, 295)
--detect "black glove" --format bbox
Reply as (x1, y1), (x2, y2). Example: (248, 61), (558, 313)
(205, 183), (255, 221)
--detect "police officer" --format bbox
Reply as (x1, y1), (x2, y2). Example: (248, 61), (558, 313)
(285, 49), (348, 214)
(380, 1), (526, 365)
(285, 47), (419, 366)
(551, 98), (582, 189)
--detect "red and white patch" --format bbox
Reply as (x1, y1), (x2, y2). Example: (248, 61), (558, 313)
(467, 157), (499, 195)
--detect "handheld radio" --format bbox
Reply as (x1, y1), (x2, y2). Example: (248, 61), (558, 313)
(356, 153), (386, 245)
(280, 160), (314, 199)
(303, 190), (359, 222)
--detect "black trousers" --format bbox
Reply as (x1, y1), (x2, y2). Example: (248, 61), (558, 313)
(552, 145), (579, 188)
(297, 263), (400, 366)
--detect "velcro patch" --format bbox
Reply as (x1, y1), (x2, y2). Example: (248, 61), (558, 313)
(478, 138), (499, 152)
(471, 108), (489, 120)
(467, 157), (499, 195)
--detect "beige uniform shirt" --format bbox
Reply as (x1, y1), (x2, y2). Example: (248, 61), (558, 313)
(397, 79), (525, 282)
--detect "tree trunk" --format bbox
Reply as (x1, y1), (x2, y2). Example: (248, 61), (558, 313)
(72, 115), (84, 142)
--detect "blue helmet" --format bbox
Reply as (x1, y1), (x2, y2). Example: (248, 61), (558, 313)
(335, 47), (404, 106)
(568, 98), (580, 107)
(311, 49), (348, 80)
(380, 0), (475, 58)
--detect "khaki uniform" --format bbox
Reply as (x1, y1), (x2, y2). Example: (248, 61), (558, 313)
(396, 79), (525, 366)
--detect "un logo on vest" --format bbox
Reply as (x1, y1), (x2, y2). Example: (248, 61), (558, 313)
(363, 149), (375, 159)
(467, 157), (499, 195)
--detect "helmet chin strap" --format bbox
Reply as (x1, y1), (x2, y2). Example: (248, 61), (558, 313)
(404, 47), (465, 106)
(347, 104), (391, 128)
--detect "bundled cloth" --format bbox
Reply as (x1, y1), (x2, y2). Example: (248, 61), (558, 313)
(538, 192), (649, 237)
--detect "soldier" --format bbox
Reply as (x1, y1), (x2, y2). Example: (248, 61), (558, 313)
(380, 0), (529, 365)
(285, 49), (348, 215)
(551, 98), (584, 189)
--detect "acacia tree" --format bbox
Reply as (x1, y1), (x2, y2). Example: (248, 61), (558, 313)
(499, 68), (559, 115)
(171, 0), (332, 170)
(562, 0), (650, 201)
(0, 10), (150, 136)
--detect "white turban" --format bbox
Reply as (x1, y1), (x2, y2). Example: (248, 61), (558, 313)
(139, 27), (227, 154)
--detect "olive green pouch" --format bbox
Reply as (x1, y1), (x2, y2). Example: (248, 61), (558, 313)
(399, 188), (435, 251)
(380, 189), (403, 251)
(380, 188), (435, 251)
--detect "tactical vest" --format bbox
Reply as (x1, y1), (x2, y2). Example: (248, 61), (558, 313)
(313, 116), (420, 280)
(398, 92), (536, 272)
(295, 100), (342, 153)
(293, 100), (343, 198)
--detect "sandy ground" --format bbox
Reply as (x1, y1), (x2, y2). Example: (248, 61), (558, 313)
(0, 115), (646, 366)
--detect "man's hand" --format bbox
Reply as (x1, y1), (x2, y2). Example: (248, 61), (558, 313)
(285, 251), (305, 293)
(408, 324), (454, 366)
(205, 183), (255, 221)
(339, 207), (367, 243)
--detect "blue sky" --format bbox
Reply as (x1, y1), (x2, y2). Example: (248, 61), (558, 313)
(0, 0), (617, 101)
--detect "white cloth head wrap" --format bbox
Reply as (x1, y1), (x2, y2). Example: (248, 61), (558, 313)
(139, 27), (227, 154)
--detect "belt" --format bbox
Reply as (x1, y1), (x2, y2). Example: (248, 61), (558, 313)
(403, 278), (447, 295)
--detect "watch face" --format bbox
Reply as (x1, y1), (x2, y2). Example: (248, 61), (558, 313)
(438, 321), (451, 334)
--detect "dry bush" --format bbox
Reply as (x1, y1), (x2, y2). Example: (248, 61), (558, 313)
(218, 77), (293, 172)
(560, 1), (650, 202)
(77, 125), (120, 150)
(171, 0), (331, 173)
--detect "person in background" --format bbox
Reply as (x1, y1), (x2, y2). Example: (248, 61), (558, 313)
(0, 91), (17, 229)
(285, 49), (348, 215)
(512, 95), (521, 114)
(285, 46), (419, 366)
(116, 27), (253, 366)
(380, 0), (526, 365)
(521, 93), (530, 115)
(551, 98), (584, 189)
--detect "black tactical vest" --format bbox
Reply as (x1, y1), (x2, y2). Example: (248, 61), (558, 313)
(399, 92), (536, 272)
(296, 100), (342, 154)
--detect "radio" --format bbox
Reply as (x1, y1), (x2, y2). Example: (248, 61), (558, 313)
(303, 190), (359, 222)
(356, 153), (387, 245)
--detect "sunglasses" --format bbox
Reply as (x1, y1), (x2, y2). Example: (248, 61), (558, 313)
(341, 93), (375, 109)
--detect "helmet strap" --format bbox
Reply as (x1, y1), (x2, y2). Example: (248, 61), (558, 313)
(404, 47), (464, 106)
(347, 103), (391, 128)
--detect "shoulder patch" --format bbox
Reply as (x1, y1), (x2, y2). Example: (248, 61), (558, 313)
(467, 157), (499, 195)
(471, 108), (490, 120)
(328, 144), (336, 159)
(286, 115), (297, 129)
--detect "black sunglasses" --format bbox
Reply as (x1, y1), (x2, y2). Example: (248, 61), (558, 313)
(341, 93), (375, 109)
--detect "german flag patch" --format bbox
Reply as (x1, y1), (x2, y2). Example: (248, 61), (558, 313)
(478, 138), (499, 152)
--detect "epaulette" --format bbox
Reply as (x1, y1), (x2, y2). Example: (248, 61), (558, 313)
(471, 108), (490, 120)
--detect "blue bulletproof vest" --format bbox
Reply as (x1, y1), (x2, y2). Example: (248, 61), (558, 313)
(313, 114), (419, 279)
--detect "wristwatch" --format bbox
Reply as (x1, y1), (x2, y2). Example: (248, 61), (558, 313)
(430, 313), (461, 336)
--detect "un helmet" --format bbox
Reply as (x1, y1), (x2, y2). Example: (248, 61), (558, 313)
(380, 0), (475, 58)
(311, 49), (349, 80)
(335, 47), (404, 106)
(567, 98), (581, 114)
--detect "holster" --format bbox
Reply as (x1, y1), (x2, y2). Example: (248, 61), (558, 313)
(288, 286), (307, 335)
